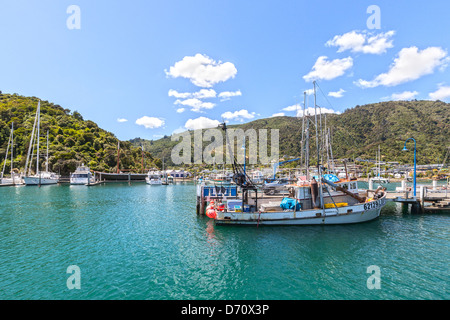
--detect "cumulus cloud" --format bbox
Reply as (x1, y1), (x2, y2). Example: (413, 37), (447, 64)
(169, 88), (217, 99)
(297, 107), (341, 117)
(174, 98), (216, 113)
(218, 90), (242, 101)
(135, 116), (165, 129)
(303, 56), (353, 82)
(429, 85), (450, 100)
(282, 104), (342, 117)
(271, 113), (285, 117)
(168, 89), (192, 99)
(117, 118), (128, 123)
(165, 53), (237, 88)
(221, 109), (255, 122)
(184, 117), (221, 130)
(328, 89), (346, 98)
(390, 90), (419, 101)
(176, 108), (185, 113)
(356, 46), (448, 88)
(282, 104), (300, 112)
(326, 30), (395, 54)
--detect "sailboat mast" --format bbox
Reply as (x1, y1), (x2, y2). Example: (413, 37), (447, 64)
(116, 141), (120, 174)
(1, 125), (12, 181)
(46, 130), (49, 172)
(36, 101), (40, 175)
(25, 101), (39, 176)
(11, 122), (14, 183)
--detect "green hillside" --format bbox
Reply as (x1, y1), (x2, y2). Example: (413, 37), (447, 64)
(132, 100), (450, 167)
(0, 93), (159, 175)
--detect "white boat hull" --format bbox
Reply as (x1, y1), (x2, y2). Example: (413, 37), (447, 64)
(70, 178), (96, 185)
(146, 178), (162, 185)
(23, 176), (58, 185)
(215, 196), (386, 226)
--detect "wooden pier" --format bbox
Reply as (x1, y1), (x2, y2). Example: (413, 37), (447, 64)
(372, 188), (450, 213)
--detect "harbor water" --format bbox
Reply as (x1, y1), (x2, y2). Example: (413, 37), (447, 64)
(0, 182), (448, 300)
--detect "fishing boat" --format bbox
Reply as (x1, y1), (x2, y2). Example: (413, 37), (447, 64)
(70, 164), (95, 185)
(23, 101), (59, 185)
(212, 175), (386, 226)
(201, 82), (387, 226)
(146, 171), (162, 185)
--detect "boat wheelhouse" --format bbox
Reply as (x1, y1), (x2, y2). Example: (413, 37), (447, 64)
(70, 164), (95, 185)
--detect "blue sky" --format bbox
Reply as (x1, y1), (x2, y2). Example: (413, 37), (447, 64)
(1, 0), (449, 140)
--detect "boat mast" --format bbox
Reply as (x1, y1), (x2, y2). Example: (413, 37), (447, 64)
(46, 130), (49, 172)
(305, 93), (310, 180)
(1, 124), (12, 182)
(25, 101), (39, 176)
(313, 81), (324, 210)
(11, 122), (14, 184)
(36, 101), (40, 175)
(116, 140), (120, 174)
(300, 91), (306, 177)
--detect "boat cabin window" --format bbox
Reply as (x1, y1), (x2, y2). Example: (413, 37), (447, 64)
(72, 174), (89, 178)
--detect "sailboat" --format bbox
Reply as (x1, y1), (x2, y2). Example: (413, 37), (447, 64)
(1, 122), (22, 185)
(370, 145), (389, 184)
(203, 81), (387, 226)
(23, 101), (60, 185)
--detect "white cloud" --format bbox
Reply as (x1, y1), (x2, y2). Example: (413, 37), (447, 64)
(221, 109), (255, 122)
(135, 116), (165, 129)
(184, 117), (221, 130)
(218, 90), (242, 101)
(168, 89), (191, 99)
(194, 89), (217, 99)
(165, 53), (237, 88)
(176, 108), (185, 113)
(271, 113), (285, 117)
(429, 85), (450, 100)
(390, 90), (419, 101)
(168, 88), (216, 99)
(356, 46), (448, 88)
(326, 30), (395, 54)
(282, 104), (300, 112)
(328, 89), (346, 98)
(174, 98), (216, 113)
(117, 118), (128, 123)
(303, 56), (353, 82)
(297, 107), (341, 117)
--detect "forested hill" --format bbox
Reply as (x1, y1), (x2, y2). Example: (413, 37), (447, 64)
(0, 93), (159, 175)
(132, 100), (450, 166)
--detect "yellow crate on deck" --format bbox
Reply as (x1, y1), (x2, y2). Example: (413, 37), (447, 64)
(324, 202), (348, 208)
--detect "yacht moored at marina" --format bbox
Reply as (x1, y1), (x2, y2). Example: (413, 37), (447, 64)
(146, 171), (162, 185)
(70, 164), (95, 185)
(23, 101), (59, 186)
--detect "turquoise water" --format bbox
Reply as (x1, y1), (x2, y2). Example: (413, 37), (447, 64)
(0, 182), (448, 300)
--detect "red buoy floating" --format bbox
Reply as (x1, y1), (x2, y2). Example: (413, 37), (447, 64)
(205, 201), (217, 219)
